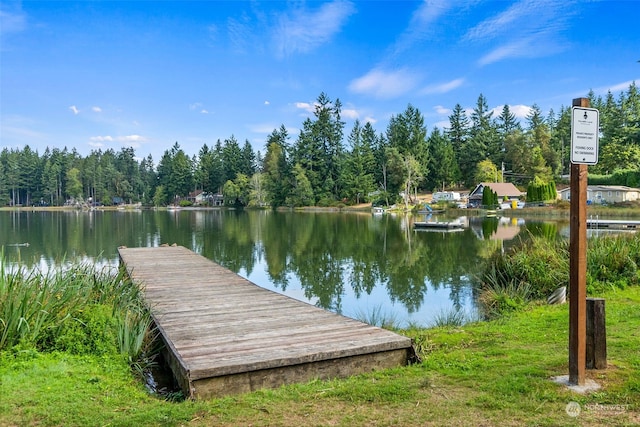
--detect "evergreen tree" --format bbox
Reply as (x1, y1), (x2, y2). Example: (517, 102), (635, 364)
(481, 185), (498, 208)
(549, 106), (571, 176)
(263, 125), (291, 208)
(157, 142), (194, 202)
(222, 136), (243, 183)
(139, 154), (156, 204)
(343, 120), (376, 204)
(527, 104), (559, 177)
(240, 139), (256, 177)
(496, 104), (520, 136)
(386, 104), (429, 188)
(383, 147), (405, 204)
(446, 103), (470, 186)
(0, 161), (8, 206)
(427, 127), (459, 190)
(286, 163), (314, 207)
(621, 81), (640, 146)
(292, 93), (345, 203)
(66, 167), (83, 200)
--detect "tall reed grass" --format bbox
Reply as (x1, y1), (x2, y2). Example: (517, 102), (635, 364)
(0, 253), (156, 371)
(354, 305), (399, 329)
(479, 232), (640, 317)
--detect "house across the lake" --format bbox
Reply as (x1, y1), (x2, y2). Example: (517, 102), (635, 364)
(467, 182), (524, 208)
(186, 190), (225, 206)
(558, 185), (640, 205)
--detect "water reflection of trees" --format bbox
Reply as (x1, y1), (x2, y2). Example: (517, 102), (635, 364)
(197, 211), (490, 314)
(2, 210), (501, 315)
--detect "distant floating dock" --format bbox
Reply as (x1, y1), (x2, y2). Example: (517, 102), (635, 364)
(413, 220), (465, 230)
(118, 246), (414, 399)
(587, 219), (640, 230)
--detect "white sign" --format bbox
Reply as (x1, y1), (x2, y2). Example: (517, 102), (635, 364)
(571, 107), (599, 165)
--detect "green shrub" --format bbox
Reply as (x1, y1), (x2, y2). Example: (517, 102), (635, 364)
(479, 264), (533, 318)
(482, 237), (569, 300)
(587, 234), (640, 293)
(1, 256), (156, 372)
(49, 304), (118, 355)
(480, 232), (640, 317)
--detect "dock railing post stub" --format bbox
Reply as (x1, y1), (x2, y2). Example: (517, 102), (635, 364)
(586, 298), (607, 370)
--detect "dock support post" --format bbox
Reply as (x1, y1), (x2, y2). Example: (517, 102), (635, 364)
(586, 298), (607, 369)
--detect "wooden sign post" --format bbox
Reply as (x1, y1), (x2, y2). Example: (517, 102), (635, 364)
(568, 97), (596, 386)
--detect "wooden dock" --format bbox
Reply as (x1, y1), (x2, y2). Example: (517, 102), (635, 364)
(413, 220), (464, 230)
(587, 219), (640, 230)
(118, 246), (414, 399)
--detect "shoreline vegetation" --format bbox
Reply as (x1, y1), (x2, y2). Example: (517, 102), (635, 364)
(1, 221), (639, 425)
(3, 200), (640, 218)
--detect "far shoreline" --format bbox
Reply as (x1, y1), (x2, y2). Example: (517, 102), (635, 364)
(1, 203), (640, 218)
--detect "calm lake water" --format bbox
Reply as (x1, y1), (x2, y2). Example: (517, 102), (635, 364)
(0, 209), (566, 327)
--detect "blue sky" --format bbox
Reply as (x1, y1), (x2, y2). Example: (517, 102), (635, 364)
(1, 0), (639, 163)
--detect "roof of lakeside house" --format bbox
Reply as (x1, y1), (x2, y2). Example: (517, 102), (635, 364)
(469, 182), (524, 198)
(558, 185), (640, 193)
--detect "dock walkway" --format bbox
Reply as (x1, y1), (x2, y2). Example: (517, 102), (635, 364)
(118, 246), (414, 399)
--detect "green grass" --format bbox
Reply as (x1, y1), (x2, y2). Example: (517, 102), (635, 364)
(1, 286), (638, 426)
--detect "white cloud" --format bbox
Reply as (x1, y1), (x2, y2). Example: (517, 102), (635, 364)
(421, 78), (464, 95)
(392, 0), (452, 55)
(433, 120), (450, 130)
(490, 104), (532, 119)
(0, 5), (26, 36)
(249, 123), (280, 134)
(90, 136), (114, 142)
(294, 102), (316, 113)
(593, 79), (639, 96)
(363, 116), (377, 125)
(89, 135), (146, 148)
(69, 105), (80, 115)
(464, 0), (535, 43)
(208, 24), (218, 42)
(433, 105), (451, 115)
(273, 1), (356, 58)
(348, 68), (420, 99)
(228, 14), (254, 53)
(121, 135), (145, 142)
(477, 38), (534, 66)
(509, 104), (533, 119)
(0, 115), (47, 144)
(465, 0), (574, 66)
(342, 109), (359, 120)
(264, 100), (270, 106)
(92, 106), (102, 113)
(201, 109), (209, 114)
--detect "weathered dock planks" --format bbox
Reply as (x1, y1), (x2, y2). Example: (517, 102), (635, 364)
(118, 246), (414, 399)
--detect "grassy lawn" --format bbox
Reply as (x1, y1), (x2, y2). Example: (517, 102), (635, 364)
(1, 286), (638, 426)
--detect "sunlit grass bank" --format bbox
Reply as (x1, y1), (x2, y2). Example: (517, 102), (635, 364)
(1, 286), (638, 426)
